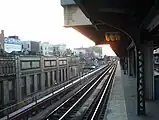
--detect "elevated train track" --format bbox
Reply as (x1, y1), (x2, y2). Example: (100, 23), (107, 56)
(0, 64), (110, 120)
(45, 61), (117, 120)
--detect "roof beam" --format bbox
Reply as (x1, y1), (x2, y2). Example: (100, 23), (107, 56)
(127, 41), (135, 50)
(99, 8), (128, 14)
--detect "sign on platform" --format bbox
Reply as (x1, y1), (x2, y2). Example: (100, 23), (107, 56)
(105, 32), (120, 41)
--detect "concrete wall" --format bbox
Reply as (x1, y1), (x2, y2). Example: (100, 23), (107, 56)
(63, 5), (92, 26)
(0, 56), (81, 107)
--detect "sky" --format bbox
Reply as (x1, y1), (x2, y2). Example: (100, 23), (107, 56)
(0, 0), (116, 56)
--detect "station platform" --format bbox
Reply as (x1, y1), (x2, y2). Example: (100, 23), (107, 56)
(104, 62), (159, 120)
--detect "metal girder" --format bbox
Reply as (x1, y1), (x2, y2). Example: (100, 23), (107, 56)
(99, 8), (129, 14)
(141, 1), (159, 31)
(127, 41), (135, 50)
(136, 48), (145, 116)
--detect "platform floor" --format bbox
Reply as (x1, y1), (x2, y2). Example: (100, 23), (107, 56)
(104, 62), (159, 120)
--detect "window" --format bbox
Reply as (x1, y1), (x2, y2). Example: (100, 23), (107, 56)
(51, 61), (56, 66)
(59, 61), (63, 65)
(45, 72), (48, 88)
(50, 71), (53, 86)
(28, 44), (29, 48)
(63, 69), (65, 81)
(59, 70), (61, 82)
(66, 69), (68, 81)
(45, 61), (51, 67)
(2, 66), (4, 74)
(21, 77), (27, 99)
(8, 80), (15, 101)
(21, 62), (31, 69)
(37, 74), (41, 91)
(30, 75), (34, 93)
(63, 61), (67, 64)
(32, 61), (40, 68)
(21, 61), (40, 70)
(54, 71), (57, 83)
(0, 82), (3, 105)
(4, 66), (7, 74)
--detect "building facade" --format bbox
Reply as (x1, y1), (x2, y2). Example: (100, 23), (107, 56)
(40, 43), (67, 56)
(40, 42), (51, 56)
(0, 56), (16, 109)
(0, 56), (81, 109)
(74, 46), (102, 58)
(22, 41), (40, 55)
(74, 48), (87, 56)
(4, 36), (22, 53)
(0, 30), (4, 51)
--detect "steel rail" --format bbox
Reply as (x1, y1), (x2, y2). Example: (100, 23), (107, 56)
(90, 64), (117, 120)
(45, 65), (113, 120)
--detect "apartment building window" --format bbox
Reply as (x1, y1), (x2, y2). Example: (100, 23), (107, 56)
(8, 65), (11, 74)
(45, 72), (48, 88)
(59, 61), (63, 65)
(66, 69), (68, 81)
(21, 77), (27, 99)
(37, 74), (41, 91)
(0, 82), (3, 106)
(63, 69), (65, 81)
(8, 80), (15, 101)
(59, 70), (61, 82)
(51, 61), (56, 66)
(0, 66), (2, 75)
(4, 66), (7, 74)
(30, 75), (34, 93)
(2, 66), (4, 74)
(54, 71), (57, 84)
(44, 61), (51, 67)
(28, 44), (29, 48)
(50, 71), (53, 86)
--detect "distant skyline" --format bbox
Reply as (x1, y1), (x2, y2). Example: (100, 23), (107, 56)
(0, 0), (116, 56)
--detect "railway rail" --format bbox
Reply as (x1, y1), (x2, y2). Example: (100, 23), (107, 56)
(45, 62), (117, 120)
(82, 64), (117, 120)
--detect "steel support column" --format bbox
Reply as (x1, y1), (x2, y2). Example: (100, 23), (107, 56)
(136, 48), (145, 116)
(136, 41), (154, 116)
(132, 49), (136, 77)
(120, 57), (124, 70)
(130, 50), (133, 76)
(130, 48), (136, 77)
(128, 50), (131, 76)
(124, 57), (128, 74)
(128, 50), (133, 76)
(143, 42), (154, 100)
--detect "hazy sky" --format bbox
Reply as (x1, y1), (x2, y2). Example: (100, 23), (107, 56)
(0, 0), (116, 56)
